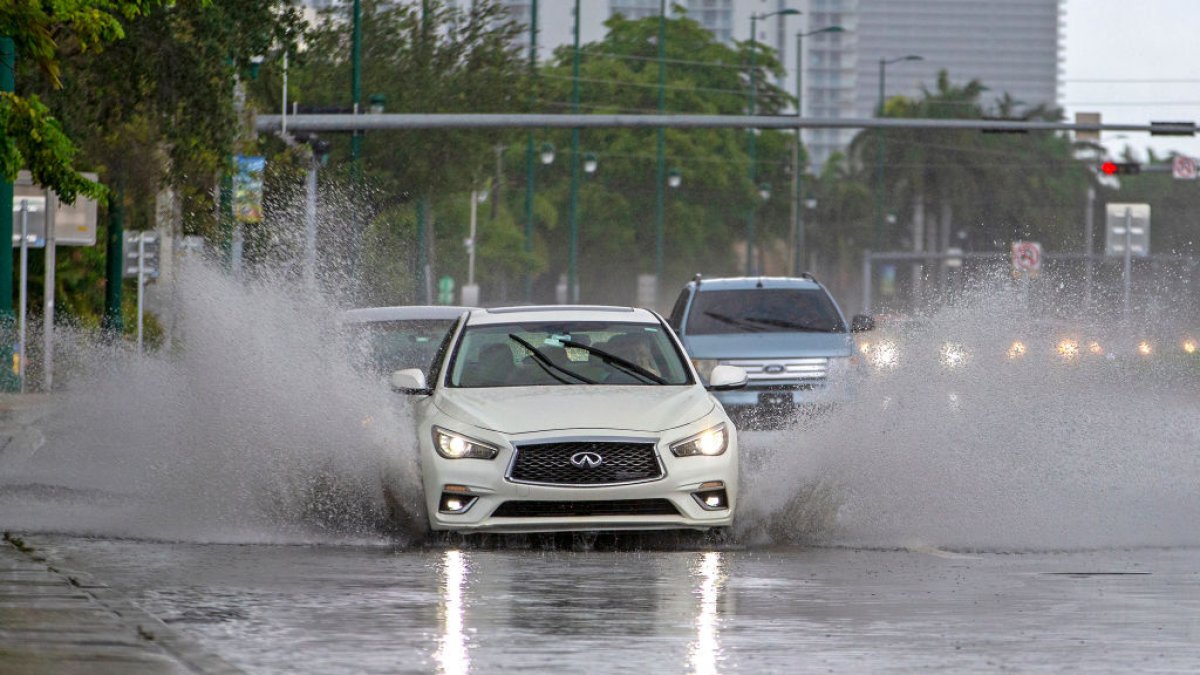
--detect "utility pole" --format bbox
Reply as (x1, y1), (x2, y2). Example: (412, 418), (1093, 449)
(566, 0), (581, 303)
(0, 36), (16, 390)
(653, 0), (667, 296)
(104, 186), (125, 336)
(745, 13), (760, 276)
(350, 0), (363, 171)
(523, 0), (538, 301)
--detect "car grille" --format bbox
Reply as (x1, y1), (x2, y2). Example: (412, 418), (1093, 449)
(509, 441), (663, 486)
(723, 357), (829, 382)
(491, 499), (679, 518)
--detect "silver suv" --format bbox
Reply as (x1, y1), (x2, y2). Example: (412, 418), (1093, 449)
(667, 275), (874, 421)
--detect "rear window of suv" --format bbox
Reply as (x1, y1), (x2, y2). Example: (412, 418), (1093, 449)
(686, 288), (845, 335)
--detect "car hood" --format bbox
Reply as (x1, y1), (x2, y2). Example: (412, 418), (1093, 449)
(683, 332), (853, 359)
(433, 385), (715, 435)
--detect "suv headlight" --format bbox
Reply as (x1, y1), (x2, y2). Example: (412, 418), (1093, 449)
(691, 359), (720, 381)
(432, 426), (500, 460)
(669, 423), (728, 457)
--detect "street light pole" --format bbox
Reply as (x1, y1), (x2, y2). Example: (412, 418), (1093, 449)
(745, 9), (799, 276)
(566, 0), (582, 303)
(875, 54), (922, 250)
(653, 0), (667, 297)
(350, 0), (363, 172)
(523, 0), (539, 301)
(0, 37), (15, 387)
(792, 25), (845, 276)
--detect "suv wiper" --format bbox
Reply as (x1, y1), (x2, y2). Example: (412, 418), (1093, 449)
(744, 316), (836, 332)
(560, 340), (667, 385)
(507, 334), (597, 385)
(702, 310), (765, 332)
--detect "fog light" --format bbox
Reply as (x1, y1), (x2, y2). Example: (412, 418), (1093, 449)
(439, 492), (478, 514)
(692, 489), (729, 511)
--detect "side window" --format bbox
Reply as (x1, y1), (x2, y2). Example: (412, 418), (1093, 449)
(668, 288), (691, 332)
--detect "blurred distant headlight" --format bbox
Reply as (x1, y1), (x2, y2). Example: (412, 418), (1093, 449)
(1056, 339), (1079, 360)
(1088, 341), (1103, 356)
(865, 340), (899, 369)
(691, 359), (720, 381)
(1137, 340), (1152, 356)
(1183, 339), (1197, 355)
(1007, 340), (1026, 359)
(939, 342), (968, 369)
(433, 427), (499, 460)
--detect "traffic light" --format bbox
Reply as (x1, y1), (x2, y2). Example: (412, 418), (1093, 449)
(1100, 161), (1140, 175)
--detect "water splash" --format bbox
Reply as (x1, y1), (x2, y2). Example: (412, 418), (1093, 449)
(1, 260), (425, 545)
(741, 273), (1200, 550)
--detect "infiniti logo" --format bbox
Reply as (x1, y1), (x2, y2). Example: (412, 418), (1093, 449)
(569, 451), (604, 469)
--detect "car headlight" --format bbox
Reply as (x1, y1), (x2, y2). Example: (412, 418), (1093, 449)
(939, 342), (968, 369)
(866, 340), (899, 369)
(669, 423), (728, 457)
(432, 426), (500, 460)
(1184, 339), (1197, 355)
(691, 359), (720, 381)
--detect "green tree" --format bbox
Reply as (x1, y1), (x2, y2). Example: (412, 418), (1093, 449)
(524, 9), (793, 302)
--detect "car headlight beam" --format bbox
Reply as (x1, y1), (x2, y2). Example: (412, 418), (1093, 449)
(432, 426), (500, 460)
(670, 423), (728, 458)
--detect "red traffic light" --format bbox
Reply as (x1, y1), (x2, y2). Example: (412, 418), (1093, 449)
(1099, 161), (1140, 175)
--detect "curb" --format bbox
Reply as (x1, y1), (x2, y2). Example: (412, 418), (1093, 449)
(2, 533), (244, 675)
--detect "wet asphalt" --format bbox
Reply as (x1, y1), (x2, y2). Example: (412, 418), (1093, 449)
(22, 535), (1200, 673)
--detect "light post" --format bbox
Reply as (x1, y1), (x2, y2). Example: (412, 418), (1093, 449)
(522, 0), (539, 301)
(875, 54), (922, 250)
(567, 0), (582, 303)
(349, 0), (363, 172)
(653, 0), (668, 296)
(746, 8), (800, 275)
(792, 25), (844, 275)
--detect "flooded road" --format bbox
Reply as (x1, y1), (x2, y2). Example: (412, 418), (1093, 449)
(29, 535), (1200, 673)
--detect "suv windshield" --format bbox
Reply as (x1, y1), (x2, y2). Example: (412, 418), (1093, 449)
(449, 321), (691, 387)
(686, 288), (845, 335)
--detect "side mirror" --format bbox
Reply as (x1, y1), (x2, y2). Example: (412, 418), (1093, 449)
(706, 365), (748, 391)
(850, 314), (875, 333)
(391, 368), (432, 395)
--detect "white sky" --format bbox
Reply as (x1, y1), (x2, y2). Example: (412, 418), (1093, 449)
(1063, 0), (1200, 160)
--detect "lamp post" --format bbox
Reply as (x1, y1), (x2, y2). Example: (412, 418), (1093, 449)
(746, 8), (800, 276)
(653, 0), (667, 297)
(566, 0), (582, 303)
(792, 25), (844, 275)
(875, 54), (922, 250)
(349, 0), (363, 172)
(522, 0), (539, 301)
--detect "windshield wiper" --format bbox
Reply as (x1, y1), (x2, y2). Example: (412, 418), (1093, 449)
(507, 334), (597, 385)
(702, 310), (766, 332)
(560, 340), (667, 385)
(743, 316), (836, 332)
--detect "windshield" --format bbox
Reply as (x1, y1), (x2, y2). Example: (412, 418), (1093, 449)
(448, 321), (691, 387)
(346, 319), (458, 379)
(686, 288), (846, 335)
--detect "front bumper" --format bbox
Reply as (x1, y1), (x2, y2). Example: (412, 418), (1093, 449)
(420, 426), (738, 533)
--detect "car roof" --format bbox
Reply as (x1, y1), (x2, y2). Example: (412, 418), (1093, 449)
(689, 276), (823, 291)
(465, 305), (660, 326)
(338, 305), (474, 324)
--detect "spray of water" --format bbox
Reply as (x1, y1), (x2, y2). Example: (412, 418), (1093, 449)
(740, 272), (1200, 550)
(1, 260), (426, 545)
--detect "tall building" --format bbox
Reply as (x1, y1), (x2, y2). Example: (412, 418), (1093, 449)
(855, 0), (1062, 119)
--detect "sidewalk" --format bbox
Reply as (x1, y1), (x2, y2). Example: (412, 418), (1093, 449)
(0, 534), (242, 674)
(0, 393), (53, 472)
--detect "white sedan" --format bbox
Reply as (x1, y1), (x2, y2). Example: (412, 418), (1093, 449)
(390, 305), (747, 534)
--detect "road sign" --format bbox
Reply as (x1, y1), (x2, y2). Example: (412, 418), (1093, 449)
(1105, 204), (1151, 257)
(13, 171), (99, 247)
(233, 155), (266, 223)
(124, 231), (161, 278)
(1172, 155), (1197, 180)
(1011, 241), (1043, 272)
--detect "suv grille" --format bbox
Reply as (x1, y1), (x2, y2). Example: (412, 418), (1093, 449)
(724, 357), (829, 382)
(492, 499), (679, 518)
(509, 441), (662, 485)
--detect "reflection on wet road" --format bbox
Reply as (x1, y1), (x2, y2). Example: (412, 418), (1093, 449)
(34, 537), (1200, 673)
